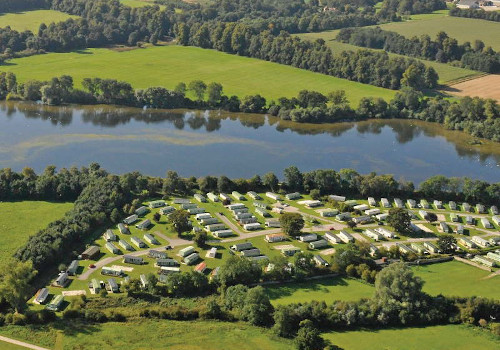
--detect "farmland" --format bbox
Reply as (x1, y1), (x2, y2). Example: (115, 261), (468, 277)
(120, 0), (166, 9)
(0, 201), (73, 269)
(296, 31), (482, 84)
(0, 321), (293, 350)
(0, 10), (78, 33)
(448, 74), (500, 101)
(1, 45), (396, 106)
(323, 325), (500, 350)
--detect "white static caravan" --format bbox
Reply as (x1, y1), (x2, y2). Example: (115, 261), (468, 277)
(240, 217), (258, 225)
(148, 200), (165, 209)
(380, 198), (391, 208)
(449, 201), (457, 210)
(324, 232), (341, 244)
(374, 227), (395, 239)
(476, 204), (486, 214)
(329, 195), (346, 202)
(411, 243), (428, 254)
(285, 192), (302, 200)
(155, 258), (179, 267)
(480, 217), (493, 229)
(231, 242), (253, 252)
(160, 266), (181, 275)
(369, 244), (379, 257)
(265, 192), (281, 201)
(184, 252), (200, 265)
(54, 272), (68, 287)
(247, 191), (261, 200)
(456, 224), (465, 235)
(123, 255), (143, 265)
(338, 230), (354, 243)
(201, 217), (219, 225)
(173, 198), (191, 204)
(235, 212), (253, 220)
(119, 239), (134, 251)
(232, 191), (245, 201)
(67, 260), (79, 275)
(363, 229), (383, 241)
(462, 202), (471, 212)
(320, 210), (339, 217)
(205, 223), (226, 232)
(255, 207), (271, 217)
(135, 219), (151, 230)
(493, 216), (500, 226)
(219, 193), (231, 201)
(105, 242), (120, 254)
(353, 204), (369, 211)
(438, 221), (450, 233)
(46, 295), (64, 311)
(336, 212), (351, 222)
(309, 240), (329, 249)
(34, 288), (49, 304)
(281, 246), (302, 256)
(207, 192), (219, 202)
(144, 234), (160, 245)
(188, 207), (205, 215)
(241, 248), (261, 257)
(194, 193), (207, 203)
(450, 213), (459, 222)
(123, 214), (138, 225)
(140, 274), (148, 288)
(299, 234), (318, 242)
(486, 252), (500, 264)
(118, 223), (130, 235)
(303, 200), (322, 208)
(491, 206), (499, 215)
(206, 247), (217, 258)
(368, 197), (377, 207)
(365, 208), (381, 216)
(472, 236), (490, 248)
(433, 200), (443, 209)
(181, 203), (197, 210)
(466, 215), (475, 225)
(149, 249), (167, 259)
(160, 206), (175, 215)
(195, 213), (212, 221)
(375, 213), (389, 221)
(420, 199), (430, 209)
(101, 267), (123, 277)
(131, 236), (146, 248)
(394, 198), (404, 208)
(178, 246), (196, 258)
(458, 237), (476, 249)
(397, 243), (415, 255)
(352, 216), (371, 224)
(135, 206), (149, 216)
(419, 210), (428, 219)
(107, 278), (119, 293)
(227, 203), (246, 211)
(213, 229), (233, 238)
(406, 199), (417, 208)
(265, 234), (286, 243)
(243, 222), (261, 231)
(423, 242), (440, 254)
(489, 236), (500, 246)
(103, 229), (116, 242)
(314, 255), (329, 266)
(472, 256), (495, 268)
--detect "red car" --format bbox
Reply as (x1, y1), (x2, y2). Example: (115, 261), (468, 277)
(89, 264), (96, 268)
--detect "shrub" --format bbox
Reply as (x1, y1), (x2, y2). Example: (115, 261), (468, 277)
(84, 309), (108, 323)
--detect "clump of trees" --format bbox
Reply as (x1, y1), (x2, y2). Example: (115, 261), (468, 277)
(450, 6), (500, 23)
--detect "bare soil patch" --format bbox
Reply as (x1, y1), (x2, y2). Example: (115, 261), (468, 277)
(448, 74), (500, 101)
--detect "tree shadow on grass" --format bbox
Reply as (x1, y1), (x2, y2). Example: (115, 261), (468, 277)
(52, 320), (102, 337)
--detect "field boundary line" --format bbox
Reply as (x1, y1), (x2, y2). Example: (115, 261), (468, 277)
(0, 335), (50, 350)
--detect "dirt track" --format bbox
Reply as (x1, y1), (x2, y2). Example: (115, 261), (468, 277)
(448, 74), (500, 101)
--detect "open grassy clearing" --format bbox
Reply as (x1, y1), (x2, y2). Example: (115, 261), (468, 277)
(120, 0), (166, 10)
(296, 31), (481, 84)
(412, 260), (499, 299)
(0, 201), (73, 269)
(0, 10), (79, 33)
(0, 320), (293, 350)
(323, 324), (500, 350)
(1, 45), (396, 106)
(378, 15), (500, 51)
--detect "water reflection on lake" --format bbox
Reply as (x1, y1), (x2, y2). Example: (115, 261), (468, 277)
(0, 101), (498, 184)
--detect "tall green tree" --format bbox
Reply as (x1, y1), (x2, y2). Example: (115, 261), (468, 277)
(0, 260), (37, 313)
(169, 209), (190, 236)
(279, 213), (304, 237)
(387, 208), (411, 234)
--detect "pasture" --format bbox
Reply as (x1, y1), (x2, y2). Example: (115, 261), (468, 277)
(1, 45), (396, 106)
(0, 201), (73, 269)
(296, 31), (481, 84)
(0, 10), (78, 33)
(0, 320), (293, 350)
(378, 16), (500, 51)
(120, 0), (166, 9)
(323, 325), (500, 350)
(412, 261), (499, 299)
(265, 277), (375, 305)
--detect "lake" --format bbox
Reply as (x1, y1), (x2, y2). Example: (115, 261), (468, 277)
(0, 101), (499, 184)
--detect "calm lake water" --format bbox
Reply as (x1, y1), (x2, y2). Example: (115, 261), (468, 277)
(0, 101), (499, 184)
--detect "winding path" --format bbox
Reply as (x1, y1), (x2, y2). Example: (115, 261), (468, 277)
(0, 336), (49, 350)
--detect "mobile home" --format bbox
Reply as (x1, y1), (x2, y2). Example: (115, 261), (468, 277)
(205, 223), (226, 232)
(119, 239), (134, 251)
(324, 232), (341, 244)
(184, 252), (200, 265)
(135, 219), (151, 230)
(394, 198), (404, 208)
(34, 288), (49, 304)
(368, 197), (376, 207)
(118, 223), (130, 234)
(148, 200), (165, 208)
(108, 278), (119, 293)
(265, 233), (286, 242)
(423, 242), (440, 254)
(380, 198), (391, 208)
(247, 191), (261, 200)
(480, 217), (493, 229)
(231, 242), (253, 251)
(338, 230), (354, 243)
(54, 272), (68, 287)
(472, 236), (490, 248)
(232, 191), (245, 201)
(155, 258), (179, 267)
(144, 234), (160, 245)
(265, 192), (281, 201)
(101, 267), (122, 277)
(123, 255), (143, 265)
(313, 255), (329, 266)
(241, 248), (261, 257)
(449, 201), (457, 210)
(243, 222), (261, 230)
(46, 295), (64, 311)
(105, 242), (120, 254)
(406, 199), (417, 208)
(374, 227), (395, 239)
(82, 245), (100, 260)
(420, 199), (430, 209)
(207, 192), (219, 202)
(433, 200), (443, 209)
(131, 236), (146, 248)
(135, 206), (149, 216)
(178, 246), (196, 257)
(219, 193), (231, 201)
(213, 229), (233, 238)
(149, 250), (167, 259)
(309, 240), (329, 249)
(285, 192), (301, 200)
(299, 234), (318, 242)
(458, 237), (476, 249)
(329, 195), (346, 202)
(476, 204), (486, 214)
(67, 260), (79, 275)
(363, 229), (383, 241)
(194, 193), (207, 203)
(206, 247), (217, 258)
(103, 229), (116, 242)
(123, 214), (138, 225)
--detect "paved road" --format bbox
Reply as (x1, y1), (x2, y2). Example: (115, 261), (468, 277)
(0, 336), (49, 350)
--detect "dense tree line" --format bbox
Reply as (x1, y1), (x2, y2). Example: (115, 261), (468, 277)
(0, 0), (49, 13)
(337, 27), (500, 73)
(450, 6), (500, 22)
(377, 0), (446, 19)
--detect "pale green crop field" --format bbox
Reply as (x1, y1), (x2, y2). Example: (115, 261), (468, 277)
(120, 0), (166, 10)
(0, 10), (78, 33)
(2, 45), (396, 105)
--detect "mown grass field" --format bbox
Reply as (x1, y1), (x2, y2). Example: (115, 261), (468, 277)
(413, 260), (499, 299)
(0, 10), (78, 33)
(1, 45), (396, 106)
(323, 325), (500, 350)
(296, 31), (481, 84)
(378, 15), (500, 51)
(0, 201), (73, 269)
(265, 277), (375, 305)
(0, 320), (293, 350)
(120, 0), (166, 9)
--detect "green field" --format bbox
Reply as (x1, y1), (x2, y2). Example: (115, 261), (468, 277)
(1, 45), (396, 105)
(0, 320), (293, 350)
(265, 277), (375, 305)
(0, 10), (78, 33)
(120, 0), (166, 9)
(378, 15), (500, 51)
(323, 325), (500, 350)
(296, 31), (481, 84)
(0, 201), (73, 269)
(413, 261), (499, 299)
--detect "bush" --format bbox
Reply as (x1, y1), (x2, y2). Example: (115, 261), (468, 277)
(84, 309), (108, 323)
(63, 309), (83, 319)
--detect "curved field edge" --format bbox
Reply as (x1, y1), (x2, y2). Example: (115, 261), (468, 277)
(0, 201), (74, 269)
(1, 45), (396, 106)
(0, 10), (79, 33)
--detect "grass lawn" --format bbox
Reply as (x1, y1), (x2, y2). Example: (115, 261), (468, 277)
(120, 0), (166, 9)
(0, 10), (79, 33)
(296, 31), (481, 84)
(412, 261), (499, 299)
(265, 277), (375, 305)
(2, 45), (396, 106)
(323, 324), (500, 350)
(0, 201), (73, 269)
(0, 320), (293, 350)
(378, 15), (500, 51)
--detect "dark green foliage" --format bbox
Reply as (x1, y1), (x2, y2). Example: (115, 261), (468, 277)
(450, 6), (500, 23)
(279, 213), (305, 237)
(218, 256), (262, 288)
(387, 208), (412, 234)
